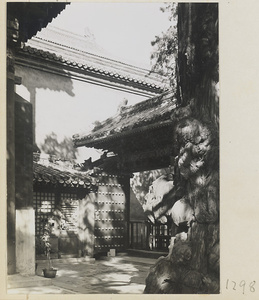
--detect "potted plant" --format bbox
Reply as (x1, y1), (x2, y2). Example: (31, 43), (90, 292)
(41, 217), (58, 278)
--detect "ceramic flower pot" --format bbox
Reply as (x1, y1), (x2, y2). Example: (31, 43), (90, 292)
(43, 268), (57, 278)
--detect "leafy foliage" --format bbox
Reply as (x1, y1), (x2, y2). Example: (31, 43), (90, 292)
(150, 3), (178, 89)
(131, 168), (172, 205)
(40, 216), (55, 269)
(41, 132), (78, 163)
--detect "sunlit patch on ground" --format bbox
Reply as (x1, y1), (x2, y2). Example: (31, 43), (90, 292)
(54, 269), (79, 277)
(9, 256), (154, 294)
(91, 272), (132, 284)
(102, 259), (139, 272)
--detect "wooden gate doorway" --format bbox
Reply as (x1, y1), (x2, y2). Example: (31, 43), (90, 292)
(93, 173), (130, 255)
(72, 90), (177, 254)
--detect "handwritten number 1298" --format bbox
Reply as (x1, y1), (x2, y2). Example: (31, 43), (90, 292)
(226, 279), (256, 294)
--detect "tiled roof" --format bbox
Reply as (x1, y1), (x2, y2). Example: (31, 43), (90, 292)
(18, 26), (168, 93)
(8, 3), (68, 43)
(27, 25), (106, 57)
(33, 161), (97, 190)
(73, 90), (177, 147)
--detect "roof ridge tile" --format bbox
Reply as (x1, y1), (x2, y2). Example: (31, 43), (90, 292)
(20, 44), (167, 90)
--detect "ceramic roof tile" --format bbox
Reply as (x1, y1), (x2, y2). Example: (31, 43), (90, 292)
(8, 3), (68, 43)
(20, 26), (168, 91)
(73, 90), (177, 147)
(33, 161), (97, 190)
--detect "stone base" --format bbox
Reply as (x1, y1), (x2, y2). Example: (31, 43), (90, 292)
(16, 208), (35, 275)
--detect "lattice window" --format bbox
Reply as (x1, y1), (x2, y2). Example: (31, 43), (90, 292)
(33, 191), (56, 236)
(60, 193), (79, 233)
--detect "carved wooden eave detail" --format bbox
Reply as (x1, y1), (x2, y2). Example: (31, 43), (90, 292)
(7, 2), (69, 45)
(73, 91), (177, 147)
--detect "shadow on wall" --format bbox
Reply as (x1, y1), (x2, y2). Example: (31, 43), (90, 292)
(15, 209), (35, 275)
(35, 192), (89, 258)
(15, 65), (75, 97)
(15, 64), (75, 147)
(34, 174), (130, 259)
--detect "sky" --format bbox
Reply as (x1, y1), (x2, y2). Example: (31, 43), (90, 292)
(50, 2), (172, 69)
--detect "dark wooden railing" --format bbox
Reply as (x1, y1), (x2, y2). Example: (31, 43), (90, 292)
(129, 221), (149, 250)
(129, 221), (172, 251)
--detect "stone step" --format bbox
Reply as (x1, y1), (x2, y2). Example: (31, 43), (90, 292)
(122, 249), (168, 259)
(36, 256), (95, 264)
(120, 255), (158, 266)
(7, 274), (52, 289)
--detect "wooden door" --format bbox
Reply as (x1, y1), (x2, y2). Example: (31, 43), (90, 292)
(93, 174), (129, 254)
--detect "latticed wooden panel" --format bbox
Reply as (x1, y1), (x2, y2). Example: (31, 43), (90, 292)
(33, 191), (56, 236)
(94, 175), (128, 253)
(149, 223), (172, 251)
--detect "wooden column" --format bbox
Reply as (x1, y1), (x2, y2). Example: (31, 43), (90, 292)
(14, 94), (35, 274)
(7, 52), (16, 275)
(6, 16), (19, 275)
(15, 94), (33, 209)
(7, 13), (35, 274)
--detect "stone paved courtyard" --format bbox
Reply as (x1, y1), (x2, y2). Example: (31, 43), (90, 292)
(8, 255), (158, 294)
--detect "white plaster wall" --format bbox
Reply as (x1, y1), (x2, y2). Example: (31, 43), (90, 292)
(15, 65), (147, 161)
(16, 208), (35, 275)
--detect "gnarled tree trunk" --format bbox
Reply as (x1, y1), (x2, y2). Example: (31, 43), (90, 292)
(145, 3), (219, 294)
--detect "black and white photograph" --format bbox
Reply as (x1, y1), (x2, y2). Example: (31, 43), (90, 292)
(2, 0), (257, 298)
(6, 1), (218, 295)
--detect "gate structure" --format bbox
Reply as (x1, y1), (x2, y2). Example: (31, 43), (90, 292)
(93, 173), (130, 254)
(73, 90), (177, 253)
(33, 162), (130, 257)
